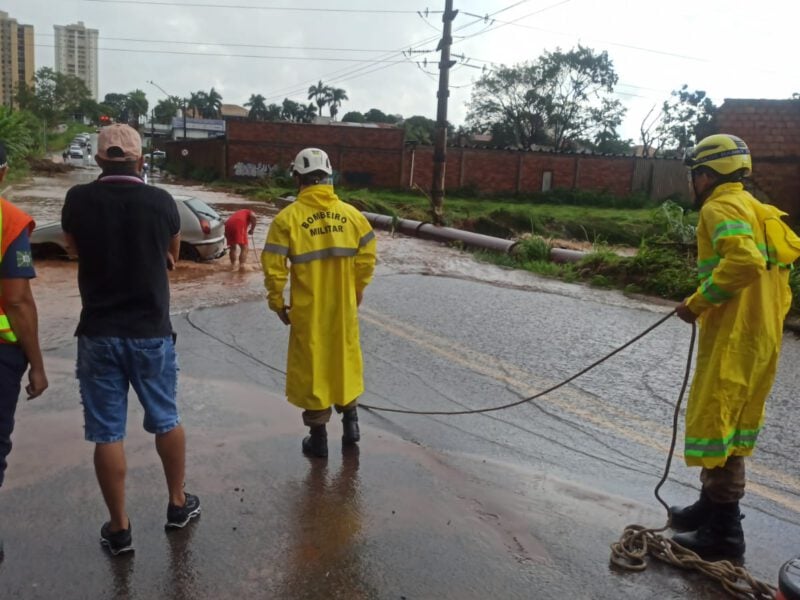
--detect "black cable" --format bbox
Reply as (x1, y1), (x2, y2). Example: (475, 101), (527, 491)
(360, 309), (680, 416)
(653, 321), (696, 513)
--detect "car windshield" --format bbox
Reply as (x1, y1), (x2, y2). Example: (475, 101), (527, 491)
(184, 198), (219, 220)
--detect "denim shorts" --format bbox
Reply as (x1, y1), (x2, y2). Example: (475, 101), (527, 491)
(77, 336), (180, 443)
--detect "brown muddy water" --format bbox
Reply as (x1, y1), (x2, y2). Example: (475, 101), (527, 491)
(12, 169), (660, 349)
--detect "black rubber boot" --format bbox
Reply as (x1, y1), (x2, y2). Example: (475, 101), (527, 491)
(669, 489), (712, 532)
(672, 501), (745, 559)
(341, 408), (360, 445)
(302, 425), (328, 458)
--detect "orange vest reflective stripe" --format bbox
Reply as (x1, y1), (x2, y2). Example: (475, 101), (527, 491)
(0, 198), (35, 344)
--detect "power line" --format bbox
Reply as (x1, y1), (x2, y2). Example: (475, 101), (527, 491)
(264, 0), (530, 102)
(33, 44), (412, 63)
(455, 0), (573, 42)
(35, 33), (395, 54)
(459, 13), (713, 63)
(81, 0), (442, 13)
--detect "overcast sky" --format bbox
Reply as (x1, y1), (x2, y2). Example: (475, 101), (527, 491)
(7, 0), (799, 141)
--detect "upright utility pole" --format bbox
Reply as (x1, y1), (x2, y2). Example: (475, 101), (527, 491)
(431, 0), (458, 226)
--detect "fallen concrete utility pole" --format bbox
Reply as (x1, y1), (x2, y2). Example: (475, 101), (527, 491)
(273, 197), (586, 263)
(362, 212), (519, 254)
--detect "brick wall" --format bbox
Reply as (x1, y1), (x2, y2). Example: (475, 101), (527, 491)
(715, 99), (800, 215)
(226, 119), (405, 187)
(405, 146), (643, 197)
(165, 138), (226, 178)
(168, 119), (688, 201)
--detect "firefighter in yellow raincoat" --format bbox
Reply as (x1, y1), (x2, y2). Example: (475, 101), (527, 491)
(261, 148), (377, 458)
(671, 134), (800, 559)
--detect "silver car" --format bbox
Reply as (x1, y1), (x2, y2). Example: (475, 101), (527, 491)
(31, 195), (226, 262)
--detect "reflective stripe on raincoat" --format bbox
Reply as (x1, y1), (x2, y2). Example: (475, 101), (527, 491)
(261, 184), (377, 411)
(684, 182), (796, 468)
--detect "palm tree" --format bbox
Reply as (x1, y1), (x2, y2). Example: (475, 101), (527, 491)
(244, 93), (268, 120)
(307, 80), (330, 116)
(205, 87), (223, 118)
(327, 88), (348, 121)
(265, 103), (282, 121)
(300, 103), (318, 123)
(186, 91), (206, 119)
(281, 98), (301, 122)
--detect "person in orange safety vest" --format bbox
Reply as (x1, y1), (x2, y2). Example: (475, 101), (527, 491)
(0, 141), (49, 562)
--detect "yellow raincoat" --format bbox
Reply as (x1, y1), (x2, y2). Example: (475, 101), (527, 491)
(684, 182), (799, 468)
(261, 184), (377, 411)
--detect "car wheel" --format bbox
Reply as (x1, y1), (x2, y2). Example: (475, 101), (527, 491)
(179, 242), (201, 262)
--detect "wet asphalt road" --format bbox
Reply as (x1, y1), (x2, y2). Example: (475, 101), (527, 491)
(0, 169), (797, 598)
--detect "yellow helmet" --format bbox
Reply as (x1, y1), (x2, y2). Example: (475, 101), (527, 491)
(684, 134), (752, 177)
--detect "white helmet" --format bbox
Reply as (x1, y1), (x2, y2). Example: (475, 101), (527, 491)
(292, 147), (332, 175)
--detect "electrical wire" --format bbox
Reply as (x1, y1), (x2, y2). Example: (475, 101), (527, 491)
(36, 32), (396, 54)
(81, 0), (442, 13)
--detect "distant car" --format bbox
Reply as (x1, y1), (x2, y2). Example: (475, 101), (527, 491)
(30, 195), (226, 262)
(68, 145), (83, 159)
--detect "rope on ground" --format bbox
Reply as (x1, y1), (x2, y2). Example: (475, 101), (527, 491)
(609, 322), (777, 600)
(610, 525), (776, 600)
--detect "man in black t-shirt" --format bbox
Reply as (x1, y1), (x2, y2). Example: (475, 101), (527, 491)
(62, 124), (200, 556)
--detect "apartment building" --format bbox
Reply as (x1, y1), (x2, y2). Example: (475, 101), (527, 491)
(54, 21), (98, 100)
(0, 11), (35, 107)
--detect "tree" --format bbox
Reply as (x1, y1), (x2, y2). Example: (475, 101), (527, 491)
(363, 108), (400, 124)
(300, 103), (317, 123)
(154, 96), (181, 124)
(264, 103), (282, 121)
(537, 46), (625, 150)
(186, 91), (207, 119)
(327, 87), (348, 120)
(126, 89), (149, 125)
(244, 93), (268, 120)
(15, 67), (92, 124)
(308, 80), (330, 116)
(639, 85), (717, 157)
(403, 115), (447, 145)
(102, 93), (129, 121)
(342, 111), (365, 123)
(466, 46), (626, 150)
(465, 63), (549, 148)
(657, 85), (716, 153)
(204, 87), (223, 118)
(0, 106), (38, 163)
(281, 98), (302, 122)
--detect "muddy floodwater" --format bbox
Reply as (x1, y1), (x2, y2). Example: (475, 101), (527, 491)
(16, 169), (658, 350)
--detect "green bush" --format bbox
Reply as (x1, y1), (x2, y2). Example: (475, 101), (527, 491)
(0, 107), (38, 165)
(513, 236), (552, 262)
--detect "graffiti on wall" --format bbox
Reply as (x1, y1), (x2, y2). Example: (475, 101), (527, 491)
(233, 162), (278, 178)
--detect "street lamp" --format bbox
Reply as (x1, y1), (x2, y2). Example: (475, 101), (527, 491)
(147, 80), (187, 140)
